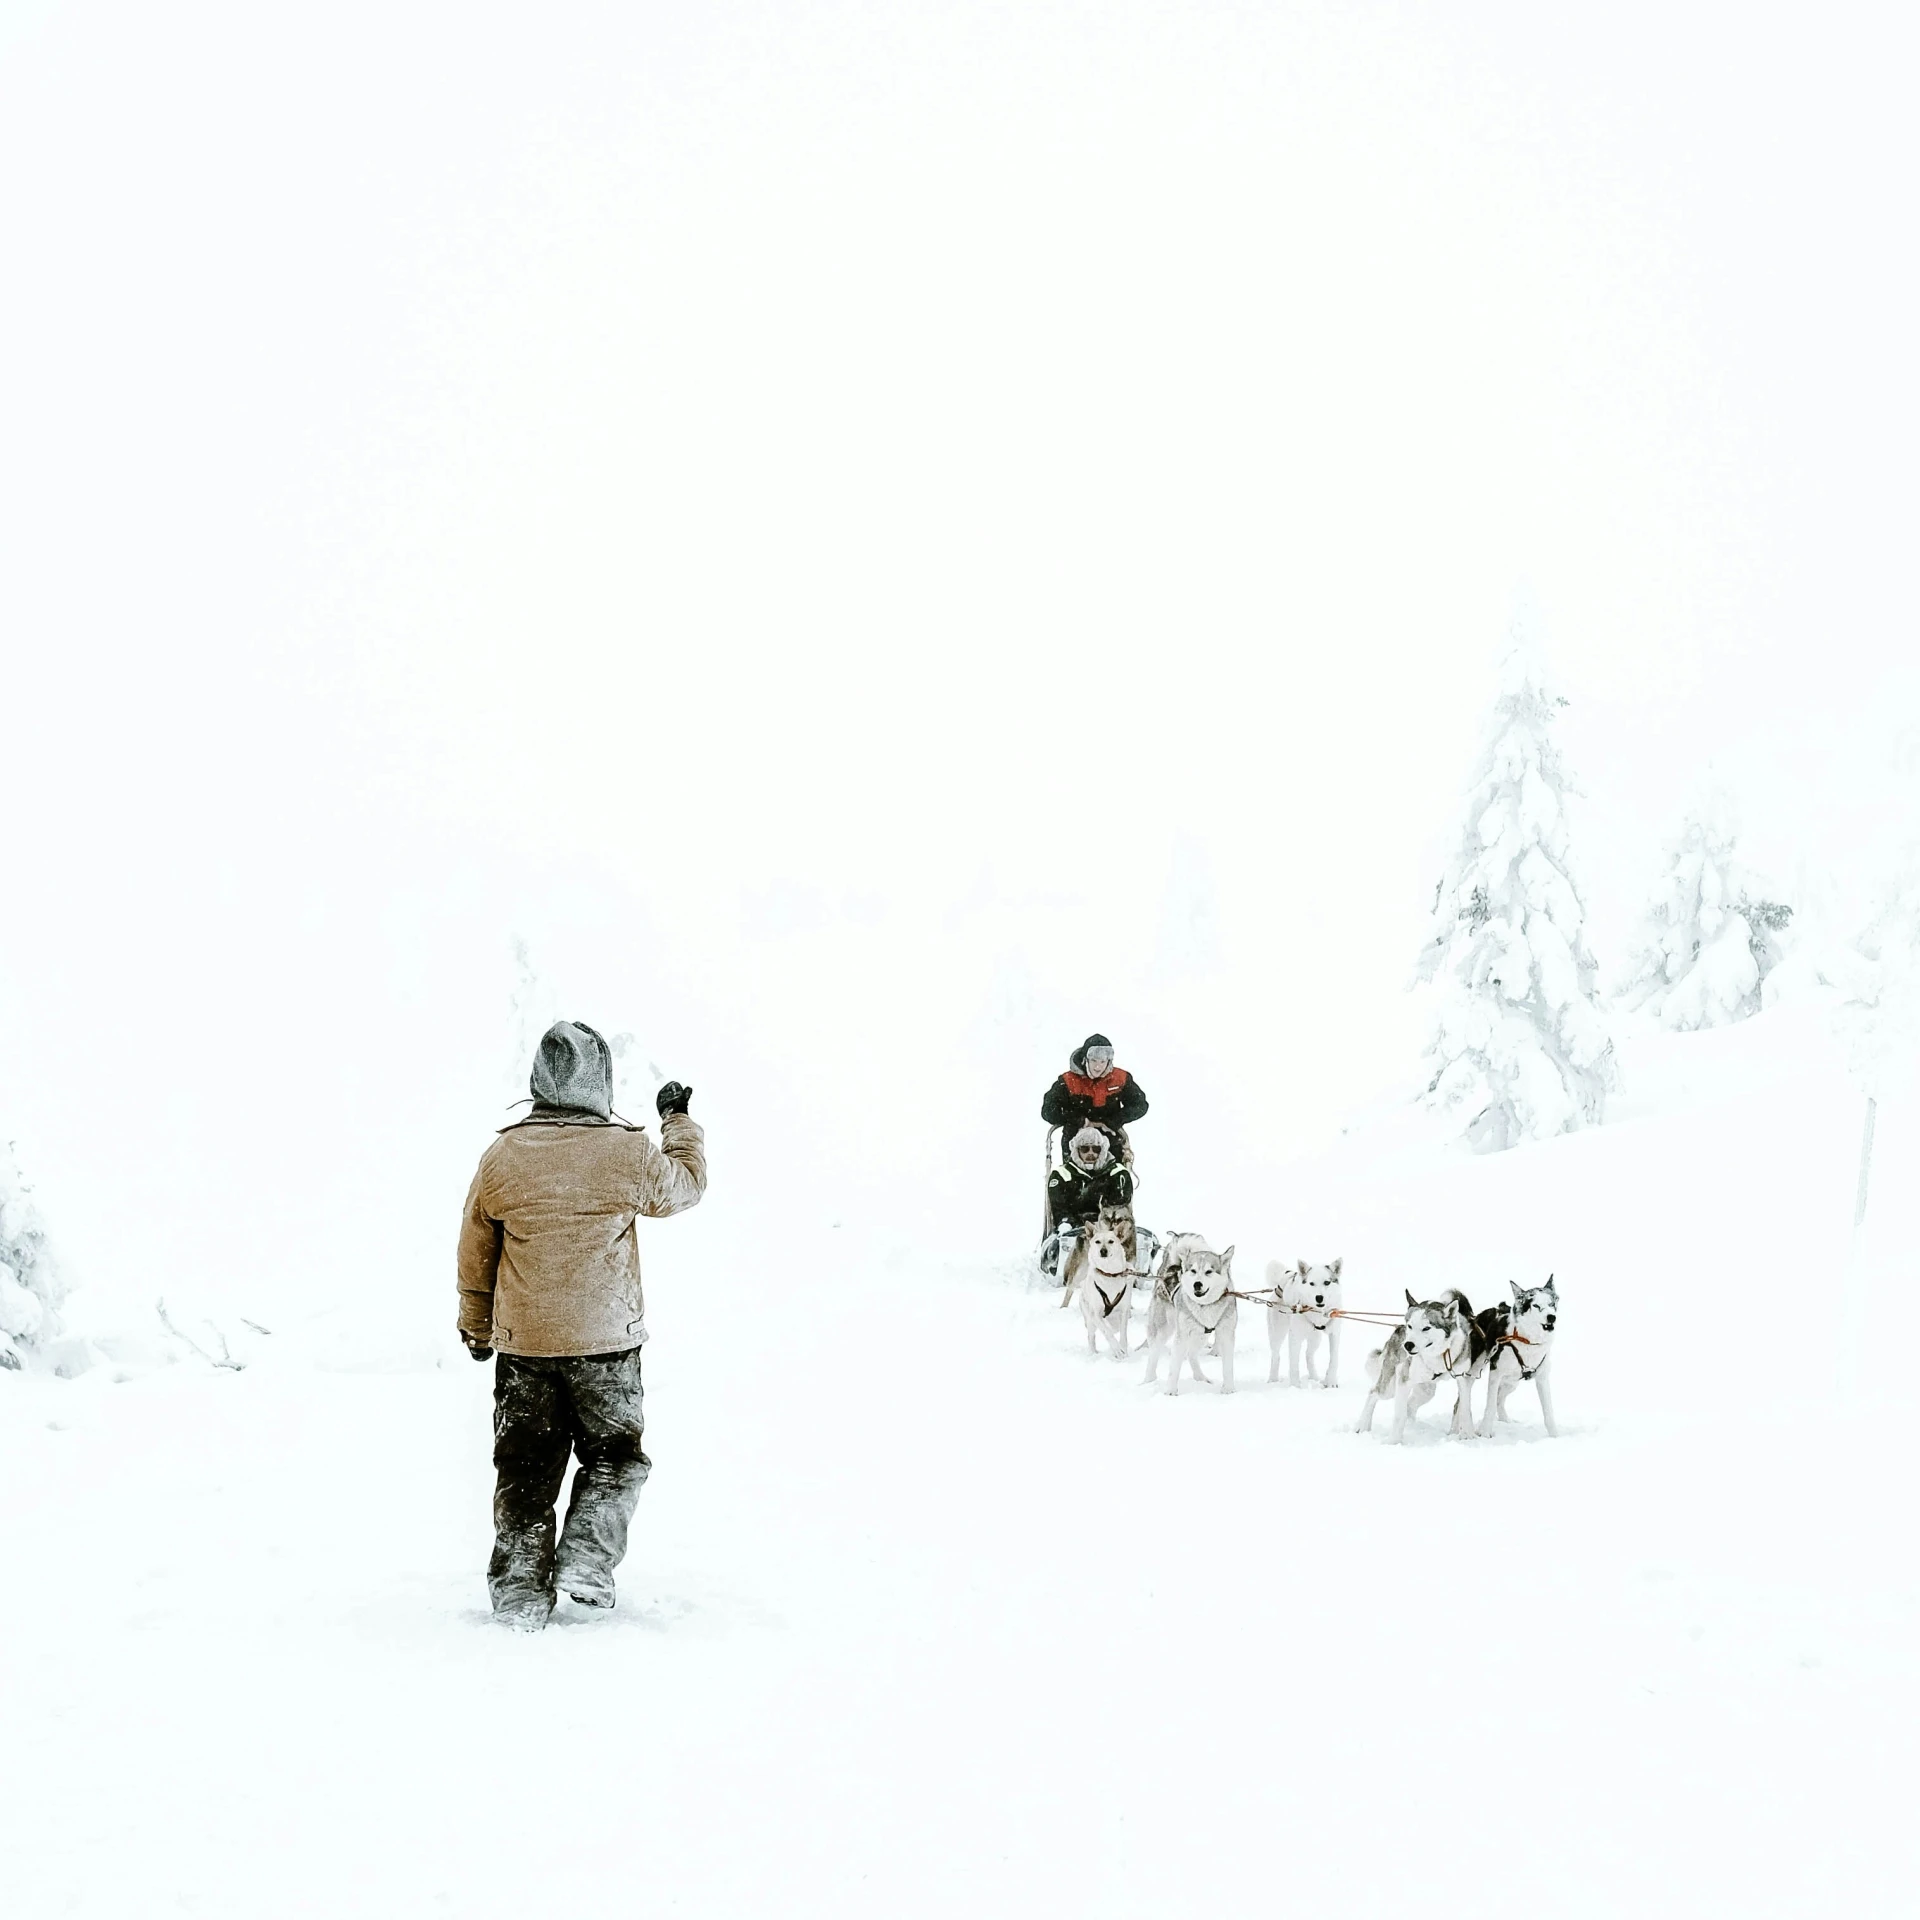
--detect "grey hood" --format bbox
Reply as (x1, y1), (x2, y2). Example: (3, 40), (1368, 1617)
(528, 1020), (615, 1118)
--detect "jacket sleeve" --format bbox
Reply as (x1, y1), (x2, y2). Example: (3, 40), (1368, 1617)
(1113, 1077), (1148, 1126)
(455, 1160), (503, 1341)
(1041, 1077), (1086, 1126)
(637, 1112), (707, 1217)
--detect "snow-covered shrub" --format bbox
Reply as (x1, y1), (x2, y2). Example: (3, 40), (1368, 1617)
(0, 1142), (66, 1371)
(1618, 802), (1794, 1028)
(1414, 635), (1614, 1151)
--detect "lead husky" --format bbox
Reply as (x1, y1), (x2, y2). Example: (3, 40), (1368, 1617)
(1265, 1257), (1343, 1387)
(1355, 1289), (1494, 1443)
(1477, 1277), (1559, 1437)
(1066, 1212), (1136, 1358)
(1143, 1234), (1238, 1395)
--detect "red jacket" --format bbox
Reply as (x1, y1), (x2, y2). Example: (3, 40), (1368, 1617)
(1042, 1067), (1149, 1130)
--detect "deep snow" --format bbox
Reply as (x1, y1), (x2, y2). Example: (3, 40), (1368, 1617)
(4, 1010), (1917, 1918)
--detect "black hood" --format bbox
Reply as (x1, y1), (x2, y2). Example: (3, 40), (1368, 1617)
(1070, 1032), (1115, 1074)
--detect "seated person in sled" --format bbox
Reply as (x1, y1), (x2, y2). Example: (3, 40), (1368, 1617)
(1048, 1121), (1136, 1231)
(1040, 1033), (1148, 1159)
(1040, 1121), (1136, 1276)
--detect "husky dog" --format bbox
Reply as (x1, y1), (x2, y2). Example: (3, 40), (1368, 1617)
(1141, 1232), (1203, 1383)
(1056, 1196), (1137, 1297)
(1265, 1257), (1343, 1387)
(1143, 1235), (1238, 1395)
(1355, 1289), (1496, 1443)
(1477, 1277), (1559, 1437)
(1065, 1212), (1136, 1357)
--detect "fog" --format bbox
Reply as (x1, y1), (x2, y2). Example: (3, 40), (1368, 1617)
(3, 2), (1914, 1317)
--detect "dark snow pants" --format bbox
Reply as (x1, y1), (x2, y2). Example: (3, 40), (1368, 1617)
(490, 1347), (650, 1617)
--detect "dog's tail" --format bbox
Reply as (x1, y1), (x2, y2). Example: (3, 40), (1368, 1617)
(1364, 1343), (1402, 1395)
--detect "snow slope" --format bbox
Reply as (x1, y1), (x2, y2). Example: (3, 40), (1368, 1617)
(4, 1010), (1916, 1918)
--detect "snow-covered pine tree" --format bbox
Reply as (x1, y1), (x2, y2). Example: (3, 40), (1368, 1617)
(1618, 801), (1793, 1029)
(1414, 634), (1614, 1151)
(1834, 868), (1920, 1092)
(1828, 866), (1920, 1232)
(506, 935), (559, 1103)
(0, 1141), (65, 1370)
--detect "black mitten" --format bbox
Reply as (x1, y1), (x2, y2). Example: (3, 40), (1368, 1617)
(656, 1081), (693, 1118)
(461, 1332), (494, 1362)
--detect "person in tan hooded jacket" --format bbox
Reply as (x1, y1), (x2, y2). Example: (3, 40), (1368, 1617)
(457, 1019), (706, 1630)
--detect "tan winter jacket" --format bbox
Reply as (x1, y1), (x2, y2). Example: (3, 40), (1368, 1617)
(456, 1111), (707, 1357)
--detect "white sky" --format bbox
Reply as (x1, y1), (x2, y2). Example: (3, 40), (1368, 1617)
(3, 2), (1915, 1294)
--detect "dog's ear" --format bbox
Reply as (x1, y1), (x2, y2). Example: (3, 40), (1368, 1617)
(1221, 1247), (1235, 1271)
(1509, 1279), (1525, 1302)
(1330, 1256), (1343, 1279)
(1544, 1274), (1557, 1297)
(1405, 1288), (1418, 1311)
(1297, 1258), (1309, 1276)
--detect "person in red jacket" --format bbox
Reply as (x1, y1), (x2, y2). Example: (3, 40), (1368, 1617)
(1040, 1034), (1149, 1140)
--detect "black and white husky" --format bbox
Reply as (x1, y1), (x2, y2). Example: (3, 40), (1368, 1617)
(1143, 1234), (1238, 1395)
(1477, 1277), (1559, 1437)
(1067, 1213), (1136, 1359)
(1265, 1258), (1343, 1387)
(1355, 1289), (1497, 1443)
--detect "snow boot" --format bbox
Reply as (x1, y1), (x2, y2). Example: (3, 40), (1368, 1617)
(492, 1591), (554, 1633)
(554, 1560), (615, 1609)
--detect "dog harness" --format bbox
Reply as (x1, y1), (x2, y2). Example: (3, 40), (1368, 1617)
(1176, 1289), (1233, 1336)
(1089, 1270), (1131, 1319)
(1415, 1335), (1470, 1379)
(1492, 1332), (1542, 1381)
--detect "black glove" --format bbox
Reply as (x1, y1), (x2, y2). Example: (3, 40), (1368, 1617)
(460, 1331), (494, 1362)
(655, 1081), (693, 1118)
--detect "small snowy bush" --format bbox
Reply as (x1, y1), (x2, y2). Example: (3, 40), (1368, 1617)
(1414, 633), (1614, 1151)
(1618, 802), (1793, 1029)
(0, 1142), (66, 1371)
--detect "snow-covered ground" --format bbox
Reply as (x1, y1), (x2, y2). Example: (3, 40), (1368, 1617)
(5, 1009), (1914, 1917)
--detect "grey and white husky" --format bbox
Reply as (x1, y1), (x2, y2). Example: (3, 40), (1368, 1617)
(1355, 1289), (1494, 1443)
(1477, 1277), (1559, 1437)
(1265, 1257), (1343, 1387)
(1066, 1212), (1136, 1359)
(1143, 1234), (1239, 1395)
